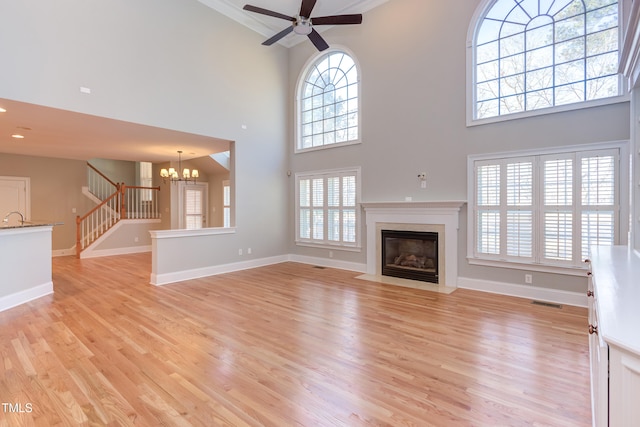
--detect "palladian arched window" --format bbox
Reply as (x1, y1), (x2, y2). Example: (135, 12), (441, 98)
(470, 0), (621, 122)
(297, 49), (359, 151)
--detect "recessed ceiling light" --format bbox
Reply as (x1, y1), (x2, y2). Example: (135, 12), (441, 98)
(11, 134), (25, 139)
(0, 107), (6, 113)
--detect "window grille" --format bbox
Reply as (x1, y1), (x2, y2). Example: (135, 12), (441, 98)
(298, 50), (359, 151)
(472, 0), (621, 121)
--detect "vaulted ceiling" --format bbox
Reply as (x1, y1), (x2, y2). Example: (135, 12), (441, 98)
(197, 0), (388, 47)
(0, 0), (388, 163)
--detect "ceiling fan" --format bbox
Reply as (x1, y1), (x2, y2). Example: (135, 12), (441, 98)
(243, 0), (363, 51)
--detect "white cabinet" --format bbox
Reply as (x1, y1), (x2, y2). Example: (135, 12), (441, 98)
(588, 246), (640, 427)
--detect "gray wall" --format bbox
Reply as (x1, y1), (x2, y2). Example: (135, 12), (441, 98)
(0, 153), (93, 250)
(0, 0), (290, 263)
(287, 0), (631, 292)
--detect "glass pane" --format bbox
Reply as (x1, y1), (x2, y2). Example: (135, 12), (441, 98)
(555, 14), (585, 43)
(526, 46), (553, 71)
(526, 88), (554, 110)
(555, 82), (584, 105)
(555, 59), (585, 86)
(586, 75), (619, 100)
(526, 67), (553, 91)
(586, 27), (618, 56)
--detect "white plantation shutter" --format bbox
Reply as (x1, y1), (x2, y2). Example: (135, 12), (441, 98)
(296, 168), (360, 247)
(542, 155), (574, 263)
(476, 163), (500, 255)
(580, 151), (617, 260)
(185, 188), (203, 230)
(472, 147), (619, 268)
(506, 161), (533, 259)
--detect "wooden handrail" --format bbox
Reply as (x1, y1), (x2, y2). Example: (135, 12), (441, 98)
(87, 162), (118, 188)
(121, 185), (161, 191)
(78, 191), (120, 223)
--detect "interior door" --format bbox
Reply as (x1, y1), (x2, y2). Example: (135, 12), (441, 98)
(181, 183), (208, 229)
(0, 177), (29, 225)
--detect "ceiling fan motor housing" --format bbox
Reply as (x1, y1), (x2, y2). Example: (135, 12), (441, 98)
(293, 16), (313, 35)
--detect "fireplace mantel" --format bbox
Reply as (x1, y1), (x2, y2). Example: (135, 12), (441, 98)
(362, 201), (466, 289)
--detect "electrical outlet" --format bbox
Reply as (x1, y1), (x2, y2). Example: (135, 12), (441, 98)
(247, 248), (252, 255)
(525, 274), (533, 284)
(238, 248), (243, 256)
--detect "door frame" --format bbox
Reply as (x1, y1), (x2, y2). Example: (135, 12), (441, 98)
(0, 176), (31, 220)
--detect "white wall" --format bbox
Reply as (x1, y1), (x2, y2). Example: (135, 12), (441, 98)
(287, 0), (631, 293)
(0, 0), (290, 265)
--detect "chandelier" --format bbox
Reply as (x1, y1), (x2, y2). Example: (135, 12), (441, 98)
(160, 151), (199, 184)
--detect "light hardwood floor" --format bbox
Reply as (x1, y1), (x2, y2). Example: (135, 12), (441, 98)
(0, 254), (590, 426)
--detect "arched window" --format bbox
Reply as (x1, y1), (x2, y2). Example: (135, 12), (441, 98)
(297, 49), (359, 151)
(470, 0), (621, 122)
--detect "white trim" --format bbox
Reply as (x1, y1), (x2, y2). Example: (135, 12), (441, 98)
(148, 251), (589, 307)
(0, 281), (53, 313)
(458, 276), (587, 308)
(151, 255), (289, 286)
(288, 254), (366, 273)
(150, 226), (236, 240)
(0, 175), (31, 221)
(80, 219), (161, 259)
(81, 245), (152, 259)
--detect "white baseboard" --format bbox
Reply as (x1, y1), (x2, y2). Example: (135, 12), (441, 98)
(53, 247), (76, 257)
(81, 245), (151, 259)
(287, 254), (367, 273)
(458, 276), (587, 307)
(0, 282), (53, 313)
(151, 255), (289, 286)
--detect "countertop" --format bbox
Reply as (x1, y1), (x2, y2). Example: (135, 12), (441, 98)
(0, 221), (63, 230)
(590, 245), (640, 356)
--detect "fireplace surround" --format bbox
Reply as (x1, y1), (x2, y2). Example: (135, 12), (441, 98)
(362, 201), (465, 290)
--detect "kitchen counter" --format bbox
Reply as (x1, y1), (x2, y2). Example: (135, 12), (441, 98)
(590, 245), (640, 355)
(0, 220), (63, 230)
(0, 223), (61, 312)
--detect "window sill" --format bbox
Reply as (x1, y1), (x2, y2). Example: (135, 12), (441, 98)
(296, 241), (362, 252)
(295, 139), (362, 154)
(467, 257), (588, 276)
(467, 94), (630, 127)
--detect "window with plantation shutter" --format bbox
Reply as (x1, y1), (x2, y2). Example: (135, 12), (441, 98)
(470, 146), (620, 270)
(296, 168), (360, 248)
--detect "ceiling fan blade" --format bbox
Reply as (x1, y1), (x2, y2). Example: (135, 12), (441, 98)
(307, 29), (329, 51)
(262, 26), (294, 46)
(311, 14), (363, 26)
(299, 0), (317, 18)
(243, 5), (295, 21)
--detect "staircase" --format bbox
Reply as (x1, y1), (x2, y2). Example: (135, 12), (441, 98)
(76, 163), (160, 258)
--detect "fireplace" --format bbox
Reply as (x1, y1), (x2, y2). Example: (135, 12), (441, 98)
(381, 229), (439, 283)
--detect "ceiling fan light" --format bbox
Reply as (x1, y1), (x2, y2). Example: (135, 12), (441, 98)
(293, 18), (312, 35)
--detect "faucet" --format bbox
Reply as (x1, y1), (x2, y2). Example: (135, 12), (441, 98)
(3, 211), (24, 225)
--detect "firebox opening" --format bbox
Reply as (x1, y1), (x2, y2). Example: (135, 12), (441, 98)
(381, 229), (438, 283)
